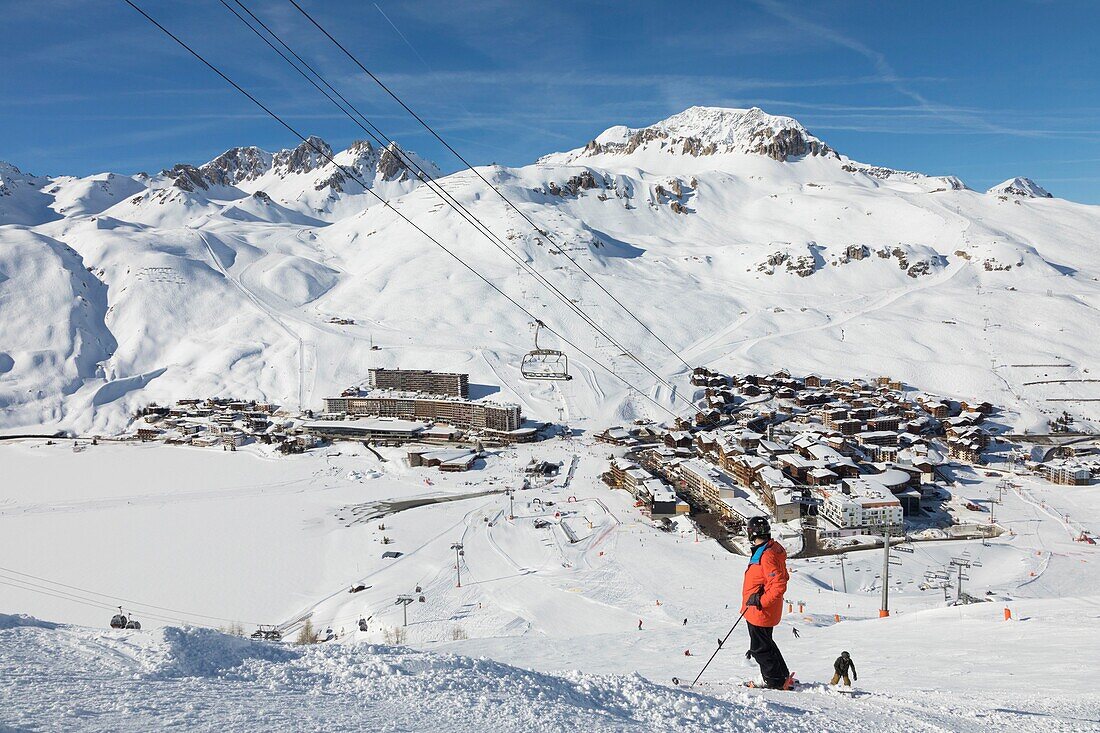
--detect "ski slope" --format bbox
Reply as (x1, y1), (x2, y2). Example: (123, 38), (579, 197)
(3, 432), (1099, 730)
(3, 598), (1097, 733)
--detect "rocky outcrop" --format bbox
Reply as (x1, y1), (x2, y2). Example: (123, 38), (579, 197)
(164, 164), (210, 192)
(200, 146), (272, 186)
(273, 136), (333, 176)
(554, 106), (836, 164)
(987, 177), (1052, 198)
(544, 170), (604, 197)
(376, 144), (408, 182)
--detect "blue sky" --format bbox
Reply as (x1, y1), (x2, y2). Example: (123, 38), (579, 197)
(3, 0), (1099, 202)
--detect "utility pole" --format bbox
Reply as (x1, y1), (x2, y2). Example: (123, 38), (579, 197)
(395, 595), (413, 626)
(880, 531), (902, 618)
(838, 554), (848, 594)
(450, 542), (465, 587)
(506, 489), (515, 521)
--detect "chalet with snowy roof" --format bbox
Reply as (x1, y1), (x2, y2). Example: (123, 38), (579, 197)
(804, 373), (824, 388)
(756, 439), (793, 459)
(694, 431), (720, 455)
(694, 408), (721, 427)
(808, 467), (839, 486)
(407, 448), (479, 472)
(729, 454), (769, 487)
(596, 426), (634, 445)
(947, 425), (990, 450)
(947, 438), (984, 464)
(918, 398), (950, 419)
(664, 431), (694, 450)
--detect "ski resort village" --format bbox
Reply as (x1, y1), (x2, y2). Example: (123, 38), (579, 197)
(4, 3), (1100, 727)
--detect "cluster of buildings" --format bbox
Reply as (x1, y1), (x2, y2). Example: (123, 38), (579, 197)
(132, 398), (312, 452)
(317, 368), (535, 444)
(1018, 440), (1099, 486)
(602, 370), (1005, 538)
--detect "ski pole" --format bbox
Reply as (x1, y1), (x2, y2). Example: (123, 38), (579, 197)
(690, 607), (747, 687)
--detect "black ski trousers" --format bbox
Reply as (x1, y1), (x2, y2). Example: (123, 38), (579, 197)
(746, 621), (790, 687)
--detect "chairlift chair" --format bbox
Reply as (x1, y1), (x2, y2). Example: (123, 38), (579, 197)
(521, 320), (572, 381)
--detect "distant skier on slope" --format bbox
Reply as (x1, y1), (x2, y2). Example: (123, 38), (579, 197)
(741, 516), (793, 689)
(831, 651), (857, 686)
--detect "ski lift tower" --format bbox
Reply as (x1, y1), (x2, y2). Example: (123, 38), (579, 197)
(395, 595), (414, 627)
(450, 542), (465, 587)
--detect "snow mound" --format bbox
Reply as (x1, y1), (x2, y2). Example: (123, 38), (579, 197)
(143, 626), (297, 678)
(0, 613), (59, 630)
(0, 620), (818, 732)
(987, 177), (1053, 198)
(250, 256), (340, 307)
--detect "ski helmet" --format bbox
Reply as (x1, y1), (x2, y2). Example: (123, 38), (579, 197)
(841, 651), (850, 658)
(747, 516), (771, 540)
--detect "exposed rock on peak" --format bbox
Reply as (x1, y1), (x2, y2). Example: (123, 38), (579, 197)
(987, 177), (1052, 199)
(273, 136), (333, 176)
(200, 146), (273, 187)
(550, 106), (836, 164)
(164, 164), (210, 193)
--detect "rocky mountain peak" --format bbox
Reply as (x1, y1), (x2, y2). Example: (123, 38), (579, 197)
(272, 136), (333, 176)
(200, 146), (273, 187)
(987, 177), (1052, 198)
(556, 106), (836, 164)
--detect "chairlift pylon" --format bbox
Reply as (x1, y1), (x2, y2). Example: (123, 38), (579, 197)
(521, 320), (572, 381)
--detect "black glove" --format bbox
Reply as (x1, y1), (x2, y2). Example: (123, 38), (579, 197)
(746, 592), (763, 608)
(745, 649), (753, 660)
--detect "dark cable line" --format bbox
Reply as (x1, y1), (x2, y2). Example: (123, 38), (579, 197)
(287, 0), (694, 374)
(222, 0), (691, 407)
(120, 0), (682, 421)
(0, 565), (262, 626)
(0, 577), (225, 629)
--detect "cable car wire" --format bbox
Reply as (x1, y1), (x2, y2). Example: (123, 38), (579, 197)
(0, 565), (262, 627)
(121, 0), (683, 421)
(286, 0), (694, 374)
(219, 0), (693, 407)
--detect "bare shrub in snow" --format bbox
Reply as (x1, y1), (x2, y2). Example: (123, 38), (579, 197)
(295, 619), (318, 645)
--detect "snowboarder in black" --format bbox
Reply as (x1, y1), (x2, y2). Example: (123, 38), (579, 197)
(831, 651), (856, 686)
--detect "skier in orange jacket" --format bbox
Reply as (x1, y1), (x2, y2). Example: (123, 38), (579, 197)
(741, 516), (792, 689)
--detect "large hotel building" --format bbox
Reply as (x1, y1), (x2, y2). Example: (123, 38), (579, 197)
(367, 368), (469, 398)
(323, 392), (522, 433)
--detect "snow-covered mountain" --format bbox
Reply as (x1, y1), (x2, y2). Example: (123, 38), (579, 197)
(541, 105), (835, 163)
(987, 176), (1053, 198)
(2, 106), (1098, 434)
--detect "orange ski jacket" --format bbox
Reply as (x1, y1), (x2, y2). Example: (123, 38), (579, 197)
(741, 539), (789, 627)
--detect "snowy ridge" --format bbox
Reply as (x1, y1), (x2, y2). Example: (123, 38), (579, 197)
(0, 105), (1097, 434)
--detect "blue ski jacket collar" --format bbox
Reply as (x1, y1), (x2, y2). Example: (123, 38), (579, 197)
(748, 540), (772, 565)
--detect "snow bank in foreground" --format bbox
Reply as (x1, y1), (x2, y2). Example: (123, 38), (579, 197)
(0, 620), (823, 733)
